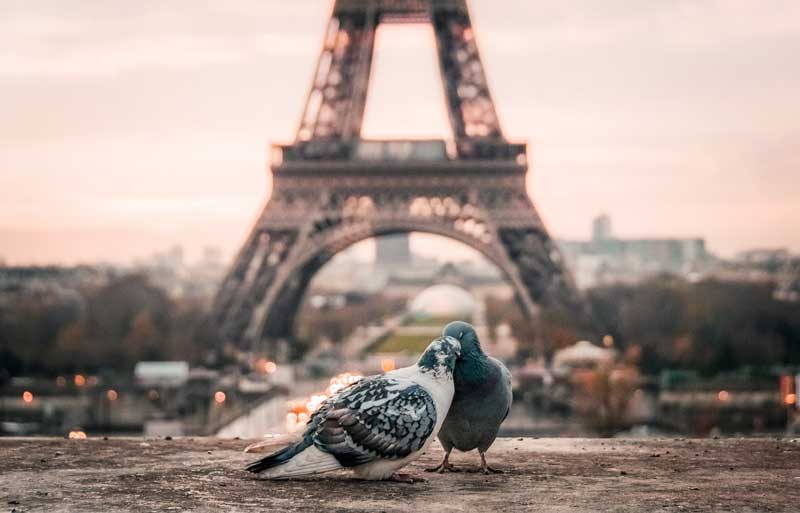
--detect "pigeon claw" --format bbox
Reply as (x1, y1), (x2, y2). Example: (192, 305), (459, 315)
(425, 462), (459, 473)
(479, 452), (505, 475)
(425, 452), (458, 473)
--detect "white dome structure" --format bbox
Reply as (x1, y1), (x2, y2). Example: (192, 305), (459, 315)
(552, 340), (615, 369)
(409, 284), (477, 319)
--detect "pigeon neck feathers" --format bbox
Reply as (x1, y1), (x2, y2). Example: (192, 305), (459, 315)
(441, 321), (491, 386)
(454, 343), (492, 387)
(415, 336), (460, 379)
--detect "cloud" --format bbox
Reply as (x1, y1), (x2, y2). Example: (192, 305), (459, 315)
(0, 1), (323, 78)
(0, 32), (318, 78)
(477, 0), (800, 53)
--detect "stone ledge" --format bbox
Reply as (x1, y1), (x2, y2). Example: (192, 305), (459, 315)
(1, 437), (799, 512)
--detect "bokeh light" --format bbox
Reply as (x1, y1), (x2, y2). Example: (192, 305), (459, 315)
(381, 358), (396, 372)
(254, 358), (278, 374)
(285, 372), (363, 432)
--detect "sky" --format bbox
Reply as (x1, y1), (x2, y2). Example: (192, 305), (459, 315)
(1, 0), (799, 265)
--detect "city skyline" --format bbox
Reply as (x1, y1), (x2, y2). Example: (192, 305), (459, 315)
(2, 0), (799, 265)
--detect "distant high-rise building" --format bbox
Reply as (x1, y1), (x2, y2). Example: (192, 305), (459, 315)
(559, 215), (711, 288)
(592, 214), (612, 242)
(375, 234), (412, 268)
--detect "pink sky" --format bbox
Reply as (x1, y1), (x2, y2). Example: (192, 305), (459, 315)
(1, 0), (799, 265)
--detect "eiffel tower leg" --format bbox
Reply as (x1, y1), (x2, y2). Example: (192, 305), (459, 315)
(212, 196), (313, 359)
(478, 187), (587, 349)
(496, 224), (579, 314)
(212, 189), (351, 360)
(214, 232), (294, 353)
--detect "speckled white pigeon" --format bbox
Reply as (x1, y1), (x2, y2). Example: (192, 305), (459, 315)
(245, 336), (461, 481)
(427, 321), (512, 474)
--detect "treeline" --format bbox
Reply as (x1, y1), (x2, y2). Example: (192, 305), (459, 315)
(487, 277), (800, 375)
(6, 272), (798, 379)
(0, 274), (410, 378)
(0, 274), (221, 377)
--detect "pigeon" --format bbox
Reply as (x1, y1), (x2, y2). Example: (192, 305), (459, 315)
(245, 336), (461, 481)
(427, 321), (512, 474)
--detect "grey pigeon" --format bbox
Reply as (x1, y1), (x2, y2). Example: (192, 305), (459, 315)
(427, 321), (512, 474)
(245, 336), (461, 481)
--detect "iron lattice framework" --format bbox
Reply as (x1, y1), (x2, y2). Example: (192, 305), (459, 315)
(213, 0), (582, 357)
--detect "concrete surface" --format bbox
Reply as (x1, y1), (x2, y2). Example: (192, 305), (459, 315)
(1, 437), (799, 512)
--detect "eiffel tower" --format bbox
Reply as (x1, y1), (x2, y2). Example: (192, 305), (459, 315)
(213, 0), (582, 358)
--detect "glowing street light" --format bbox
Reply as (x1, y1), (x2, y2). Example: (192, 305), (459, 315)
(106, 389), (118, 401)
(718, 390), (730, 402)
(22, 391), (33, 403)
(254, 358), (268, 374)
(74, 374), (86, 387)
(255, 358), (278, 374)
(214, 391), (226, 404)
(780, 375), (797, 408)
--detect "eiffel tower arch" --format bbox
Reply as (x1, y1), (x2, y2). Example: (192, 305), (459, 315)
(212, 0), (582, 358)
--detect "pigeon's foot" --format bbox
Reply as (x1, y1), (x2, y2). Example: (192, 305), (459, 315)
(425, 462), (459, 473)
(479, 452), (506, 475)
(389, 472), (428, 483)
(425, 451), (459, 473)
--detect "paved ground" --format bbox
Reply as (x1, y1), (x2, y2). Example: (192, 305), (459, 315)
(1, 437), (799, 512)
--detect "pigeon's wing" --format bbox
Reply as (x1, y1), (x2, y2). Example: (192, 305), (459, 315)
(490, 357), (514, 421)
(310, 376), (437, 467)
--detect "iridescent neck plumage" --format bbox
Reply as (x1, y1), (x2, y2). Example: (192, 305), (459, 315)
(454, 339), (490, 387)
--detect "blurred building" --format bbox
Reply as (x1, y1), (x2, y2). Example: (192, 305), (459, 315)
(132, 245), (226, 303)
(558, 215), (712, 288)
(408, 283), (478, 319)
(375, 233), (412, 271)
(707, 247), (800, 301)
(311, 235), (508, 299)
(0, 265), (115, 308)
(592, 214), (613, 242)
(734, 248), (791, 265)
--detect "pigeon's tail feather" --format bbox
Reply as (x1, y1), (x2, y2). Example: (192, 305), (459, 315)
(245, 440), (341, 479)
(245, 437), (310, 473)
